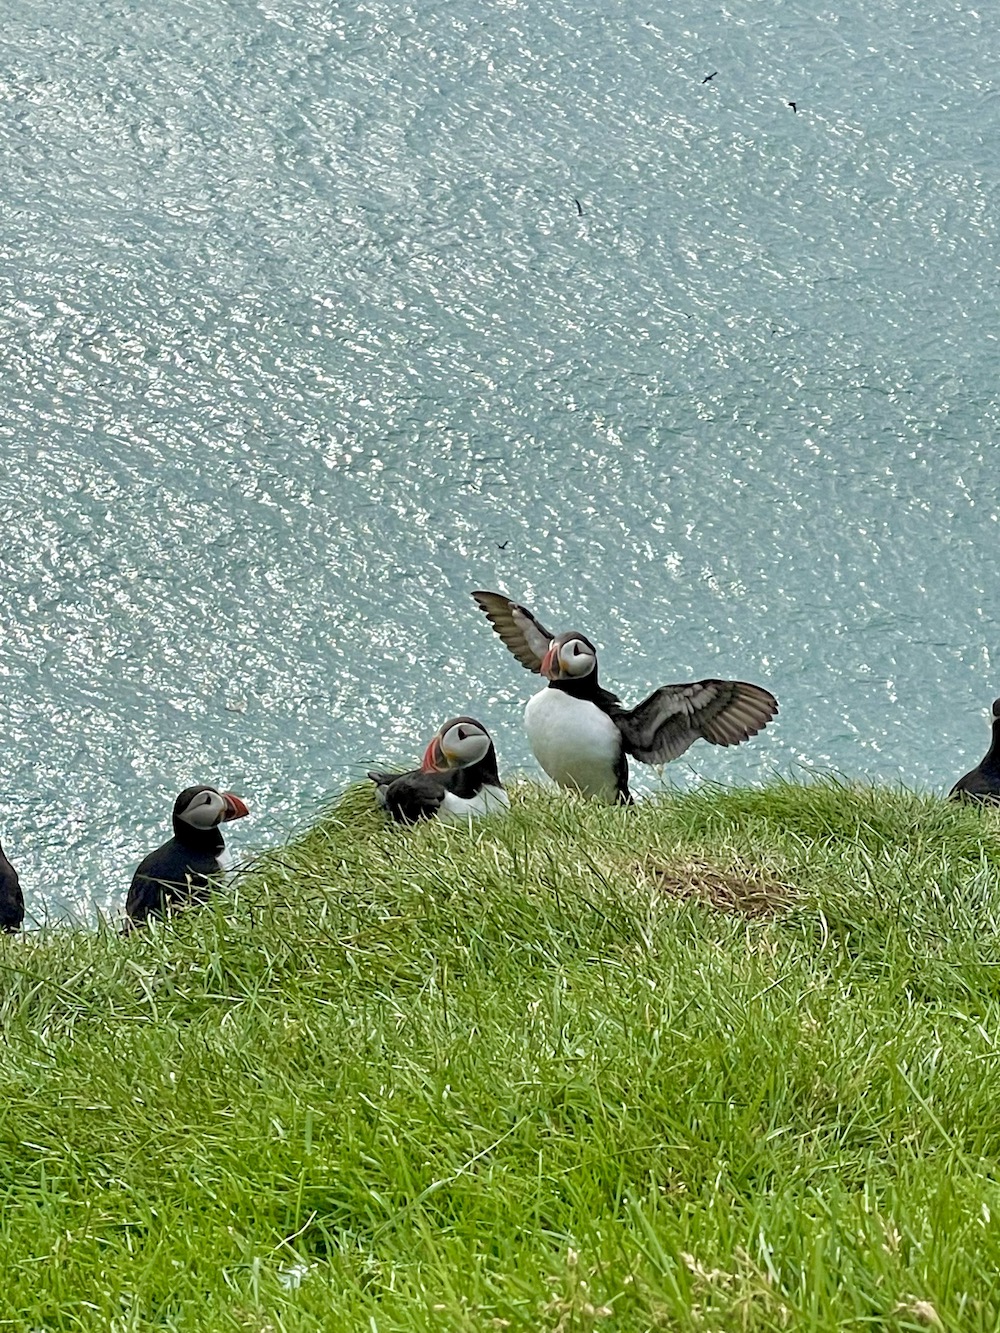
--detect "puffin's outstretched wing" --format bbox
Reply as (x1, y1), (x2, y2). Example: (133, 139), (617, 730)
(613, 680), (778, 765)
(471, 591), (556, 674)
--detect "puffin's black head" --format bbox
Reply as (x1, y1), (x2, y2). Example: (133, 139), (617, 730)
(172, 785), (249, 840)
(992, 698), (1000, 721)
(421, 717), (495, 773)
(540, 632), (598, 683)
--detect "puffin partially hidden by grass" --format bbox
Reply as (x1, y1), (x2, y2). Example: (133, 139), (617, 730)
(949, 698), (1000, 805)
(368, 716), (509, 825)
(124, 785), (249, 931)
(0, 839), (24, 934)
(472, 590), (778, 804)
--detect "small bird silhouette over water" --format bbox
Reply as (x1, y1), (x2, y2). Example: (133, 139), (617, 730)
(497, 540), (511, 551)
(702, 72), (717, 83)
(788, 101), (797, 112)
(574, 198), (584, 216)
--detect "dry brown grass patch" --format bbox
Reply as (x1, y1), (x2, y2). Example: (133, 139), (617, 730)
(642, 853), (795, 918)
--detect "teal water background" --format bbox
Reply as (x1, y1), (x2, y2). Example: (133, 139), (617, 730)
(3, 0), (999, 919)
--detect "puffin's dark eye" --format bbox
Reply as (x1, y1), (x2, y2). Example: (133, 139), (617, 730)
(457, 728), (468, 739)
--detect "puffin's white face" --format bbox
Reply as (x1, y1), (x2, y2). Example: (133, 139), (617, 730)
(422, 718), (492, 771)
(541, 633), (598, 681)
(176, 787), (249, 829)
(177, 789), (229, 830)
(439, 720), (491, 767)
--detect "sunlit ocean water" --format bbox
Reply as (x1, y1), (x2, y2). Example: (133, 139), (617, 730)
(2, 0), (999, 920)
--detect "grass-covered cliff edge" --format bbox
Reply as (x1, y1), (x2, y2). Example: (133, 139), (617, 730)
(3, 781), (1000, 1331)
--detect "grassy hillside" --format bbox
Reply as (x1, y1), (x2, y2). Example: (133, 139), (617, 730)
(3, 781), (1000, 1330)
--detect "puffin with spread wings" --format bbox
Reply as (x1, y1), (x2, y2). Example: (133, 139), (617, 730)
(472, 590), (778, 804)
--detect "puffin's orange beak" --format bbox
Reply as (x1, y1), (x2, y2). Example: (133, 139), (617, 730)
(421, 737), (445, 772)
(221, 792), (249, 821)
(540, 643), (559, 680)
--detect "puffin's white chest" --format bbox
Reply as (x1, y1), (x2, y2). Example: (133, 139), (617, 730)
(524, 687), (623, 802)
(438, 784), (510, 824)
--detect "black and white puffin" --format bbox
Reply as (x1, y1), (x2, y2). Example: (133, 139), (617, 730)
(0, 839), (24, 934)
(368, 716), (509, 825)
(949, 698), (1000, 805)
(124, 785), (249, 931)
(472, 590), (778, 804)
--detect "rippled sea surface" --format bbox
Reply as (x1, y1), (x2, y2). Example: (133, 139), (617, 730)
(3, 0), (999, 919)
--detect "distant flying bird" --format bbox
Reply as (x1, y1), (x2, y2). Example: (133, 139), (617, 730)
(702, 72), (717, 83)
(788, 101), (797, 112)
(497, 540), (511, 551)
(574, 198), (584, 216)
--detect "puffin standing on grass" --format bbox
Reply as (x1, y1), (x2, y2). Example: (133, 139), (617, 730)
(0, 840), (24, 933)
(124, 785), (249, 931)
(472, 590), (778, 804)
(949, 698), (1000, 804)
(368, 716), (509, 824)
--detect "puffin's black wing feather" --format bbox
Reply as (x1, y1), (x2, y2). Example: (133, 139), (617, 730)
(613, 679), (778, 765)
(379, 772), (447, 825)
(124, 868), (168, 928)
(471, 591), (555, 674)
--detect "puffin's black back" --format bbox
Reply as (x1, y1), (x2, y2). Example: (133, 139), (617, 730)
(951, 775), (1000, 804)
(124, 786), (227, 928)
(950, 762), (1000, 804)
(0, 840), (24, 933)
(124, 837), (226, 926)
(368, 767), (448, 824)
(950, 704), (1000, 805)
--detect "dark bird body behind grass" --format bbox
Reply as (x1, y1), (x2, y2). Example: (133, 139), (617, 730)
(950, 698), (1000, 805)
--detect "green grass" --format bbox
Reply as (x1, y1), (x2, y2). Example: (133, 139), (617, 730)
(3, 780), (1000, 1330)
